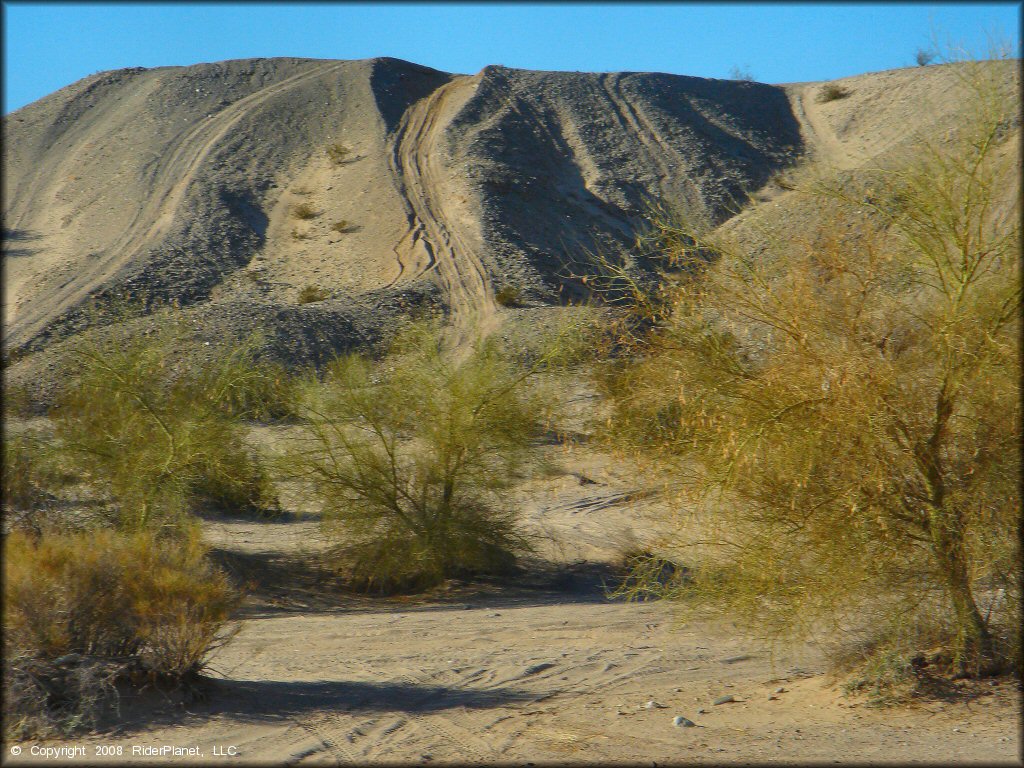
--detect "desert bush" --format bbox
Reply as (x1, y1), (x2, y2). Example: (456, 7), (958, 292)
(185, 431), (280, 518)
(330, 219), (356, 234)
(494, 285), (523, 307)
(728, 65), (755, 82)
(1, 429), (84, 534)
(284, 320), (566, 593)
(817, 83), (850, 103)
(53, 311), (279, 528)
(3, 526), (238, 737)
(206, 359), (299, 422)
(604, 60), (1020, 677)
(916, 48), (936, 66)
(291, 202), (318, 220)
(297, 284), (329, 304)
(326, 142), (351, 165)
(2, 381), (34, 418)
(3, 431), (57, 511)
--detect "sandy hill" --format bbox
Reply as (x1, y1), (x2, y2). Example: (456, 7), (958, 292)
(2, 57), (1018, 392)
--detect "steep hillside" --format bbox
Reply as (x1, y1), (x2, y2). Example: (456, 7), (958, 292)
(4, 57), (800, 355)
(3, 57), (1017, 390)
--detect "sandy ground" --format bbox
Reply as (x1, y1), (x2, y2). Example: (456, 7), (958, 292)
(5, 435), (1020, 766)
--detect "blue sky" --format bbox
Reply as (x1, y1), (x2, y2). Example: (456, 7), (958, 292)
(3, 2), (1020, 113)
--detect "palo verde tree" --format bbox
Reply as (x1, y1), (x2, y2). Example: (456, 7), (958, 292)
(54, 305), (279, 530)
(284, 317), (576, 593)
(602, 57), (1020, 676)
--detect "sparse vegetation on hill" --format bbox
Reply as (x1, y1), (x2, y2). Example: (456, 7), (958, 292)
(330, 219), (357, 234)
(817, 83), (850, 103)
(326, 142), (352, 165)
(291, 202), (318, 220)
(494, 284), (523, 307)
(297, 284), (330, 304)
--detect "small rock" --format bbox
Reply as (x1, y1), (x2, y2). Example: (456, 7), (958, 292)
(768, 695), (779, 701)
(645, 700), (667, 709)
(54, 653), (83, 666)
(721, 654), (751, 664)
(774, 687), (787, 694)
(696, 708), (707, 714)
(713, 695), (736, 705)
(673, 715), (696, 727)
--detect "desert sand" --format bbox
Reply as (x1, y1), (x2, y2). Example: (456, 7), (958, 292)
(5, 431), (1020, 765)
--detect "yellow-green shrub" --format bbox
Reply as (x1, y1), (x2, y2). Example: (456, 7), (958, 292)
(285, 320), (558, 593)
(54, 312), (280, 528)
(3, 527), (238, 736)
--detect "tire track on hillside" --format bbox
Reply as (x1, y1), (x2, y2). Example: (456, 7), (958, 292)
(794, 83), (866, 170)
(113, 61), (346, 259)
(600, 73), (675, 190)
(17, 62), (346, 344)
(388, 75), (498, 334)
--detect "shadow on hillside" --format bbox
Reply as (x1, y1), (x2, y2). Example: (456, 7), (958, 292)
(208, 545), (631, 619)
(2, 228), (42, 257)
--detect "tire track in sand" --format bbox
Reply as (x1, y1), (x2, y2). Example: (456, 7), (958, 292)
(793, 82), (868, 170)
(388, 75), (499, 338)
(16, 61), (346, 345)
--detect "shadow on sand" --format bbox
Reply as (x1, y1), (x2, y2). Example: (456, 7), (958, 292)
(207, 545), (631, 620)
(110, 677), (542, 734)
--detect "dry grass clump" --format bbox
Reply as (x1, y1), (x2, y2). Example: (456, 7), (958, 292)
(297, 284), (330, 304)
(816, 83), (850, 103)
(285, 320), (566, 593)
(330, 219), (357, 234)
(3, 527), (238, 738)
(494, 284), (523, 307)
(291, 202), (318, 220)
(603, 59), (1020, 679)
(326, 142), (351, 165)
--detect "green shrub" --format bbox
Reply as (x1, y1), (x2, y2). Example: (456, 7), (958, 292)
(3, 527), (238, 737)
(285, 321), (556, 593)
(206, 359), (299, 422)
(53, 312), (279, 528)
(186, 432), (280, 518)
(3, 432), (56, 511)
(816, 83), (850, 103)
(297, 285), (329, 304)
(291, 202), (317, 220)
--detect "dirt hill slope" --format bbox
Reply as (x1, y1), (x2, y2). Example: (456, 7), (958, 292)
(3, 57), (1016, 378)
